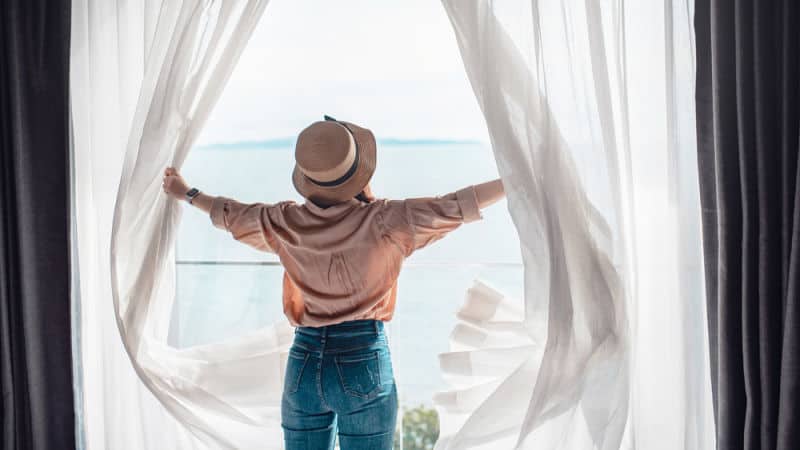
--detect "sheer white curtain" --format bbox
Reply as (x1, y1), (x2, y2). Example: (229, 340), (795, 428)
(71, 0), (714, 449)
(70, 1), (296, 449)
(433, 1), (715, 449)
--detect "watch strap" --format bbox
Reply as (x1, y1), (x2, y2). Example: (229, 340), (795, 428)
(185, 187), (200, 204)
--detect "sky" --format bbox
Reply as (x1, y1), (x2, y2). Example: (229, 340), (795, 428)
(196, 0), (491, 146)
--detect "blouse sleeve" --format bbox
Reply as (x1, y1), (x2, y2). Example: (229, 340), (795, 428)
(209, 196), (283, 253)
(379, 185), (484, 256)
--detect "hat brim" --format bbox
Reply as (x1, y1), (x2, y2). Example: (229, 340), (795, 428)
(292, 120), (377, 205)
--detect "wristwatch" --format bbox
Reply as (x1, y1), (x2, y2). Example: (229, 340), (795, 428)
(185, 187), (201, 204)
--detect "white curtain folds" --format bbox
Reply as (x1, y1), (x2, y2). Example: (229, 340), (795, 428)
(71, 0), (715, 449)
(433, 1), (715, 449)
(70, 1), (296, 449)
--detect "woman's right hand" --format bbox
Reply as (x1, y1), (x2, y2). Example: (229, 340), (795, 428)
(162, 166), (190, 200)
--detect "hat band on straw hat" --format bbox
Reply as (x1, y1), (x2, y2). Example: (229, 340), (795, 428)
(304, 118), (360, 188)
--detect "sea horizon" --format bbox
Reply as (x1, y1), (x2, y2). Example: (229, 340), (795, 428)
(194, 136), (487, 151)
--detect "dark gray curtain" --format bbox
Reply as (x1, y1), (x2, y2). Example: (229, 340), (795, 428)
(0, 1), (76, 449)
(695, 1), (799, 449)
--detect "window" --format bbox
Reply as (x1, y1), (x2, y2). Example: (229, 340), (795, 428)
(171, 1), (522, 447)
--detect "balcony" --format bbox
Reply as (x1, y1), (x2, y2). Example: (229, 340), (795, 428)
(170, 259), (522, 449)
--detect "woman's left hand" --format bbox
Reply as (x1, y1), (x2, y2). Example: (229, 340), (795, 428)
(162, 166), (190, 200)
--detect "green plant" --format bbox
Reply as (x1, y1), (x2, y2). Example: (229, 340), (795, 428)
(393, 404), (440, 450)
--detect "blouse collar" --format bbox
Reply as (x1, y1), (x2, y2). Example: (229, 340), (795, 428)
(302, 197), (361, 216)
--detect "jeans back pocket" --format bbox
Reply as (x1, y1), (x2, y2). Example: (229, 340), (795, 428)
(285, 349), (310, 394)
(334, 351), (382, 399)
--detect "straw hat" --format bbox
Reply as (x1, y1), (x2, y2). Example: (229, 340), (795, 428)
(292, 115), (377, 205)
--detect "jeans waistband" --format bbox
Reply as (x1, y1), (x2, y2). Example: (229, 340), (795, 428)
(295, 319), (384, 338)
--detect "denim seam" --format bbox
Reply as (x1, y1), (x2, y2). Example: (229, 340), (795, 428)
(288, 348), (307, 360)
(288, 353), (310, 394)
(335, 351), (382, 363)
(317, 330), (333, 411)
(293, 341), (379, 354)
(376, 350), (383, 388)
(338, 428), (395, 438)
(292, 342), (315, 352)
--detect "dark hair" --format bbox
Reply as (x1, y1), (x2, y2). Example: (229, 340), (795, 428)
(355, 190), (372, 203)
(309, 190), (371, 209)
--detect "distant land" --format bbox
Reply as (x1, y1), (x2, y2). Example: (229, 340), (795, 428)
(194, 137), (484, 150)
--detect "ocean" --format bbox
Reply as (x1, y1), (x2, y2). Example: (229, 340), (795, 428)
(172, 140), (523, 406)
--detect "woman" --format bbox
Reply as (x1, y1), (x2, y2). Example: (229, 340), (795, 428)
(162, 115), (505, 449)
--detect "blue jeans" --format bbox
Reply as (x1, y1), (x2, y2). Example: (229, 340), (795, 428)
(281, 319), (398, 449)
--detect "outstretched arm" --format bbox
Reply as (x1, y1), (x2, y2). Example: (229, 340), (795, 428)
(185, 191), (214, 213)
(161, 166), (279, 253)
(381, 178), (506, 255)
(474, 178), (506, 209)
(162, 167), (214, 211)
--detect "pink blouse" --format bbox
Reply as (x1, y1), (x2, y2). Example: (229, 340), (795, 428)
(209, 186), (484, 327)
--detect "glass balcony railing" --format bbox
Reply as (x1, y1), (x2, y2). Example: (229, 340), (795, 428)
(171, 260), (523, 449)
